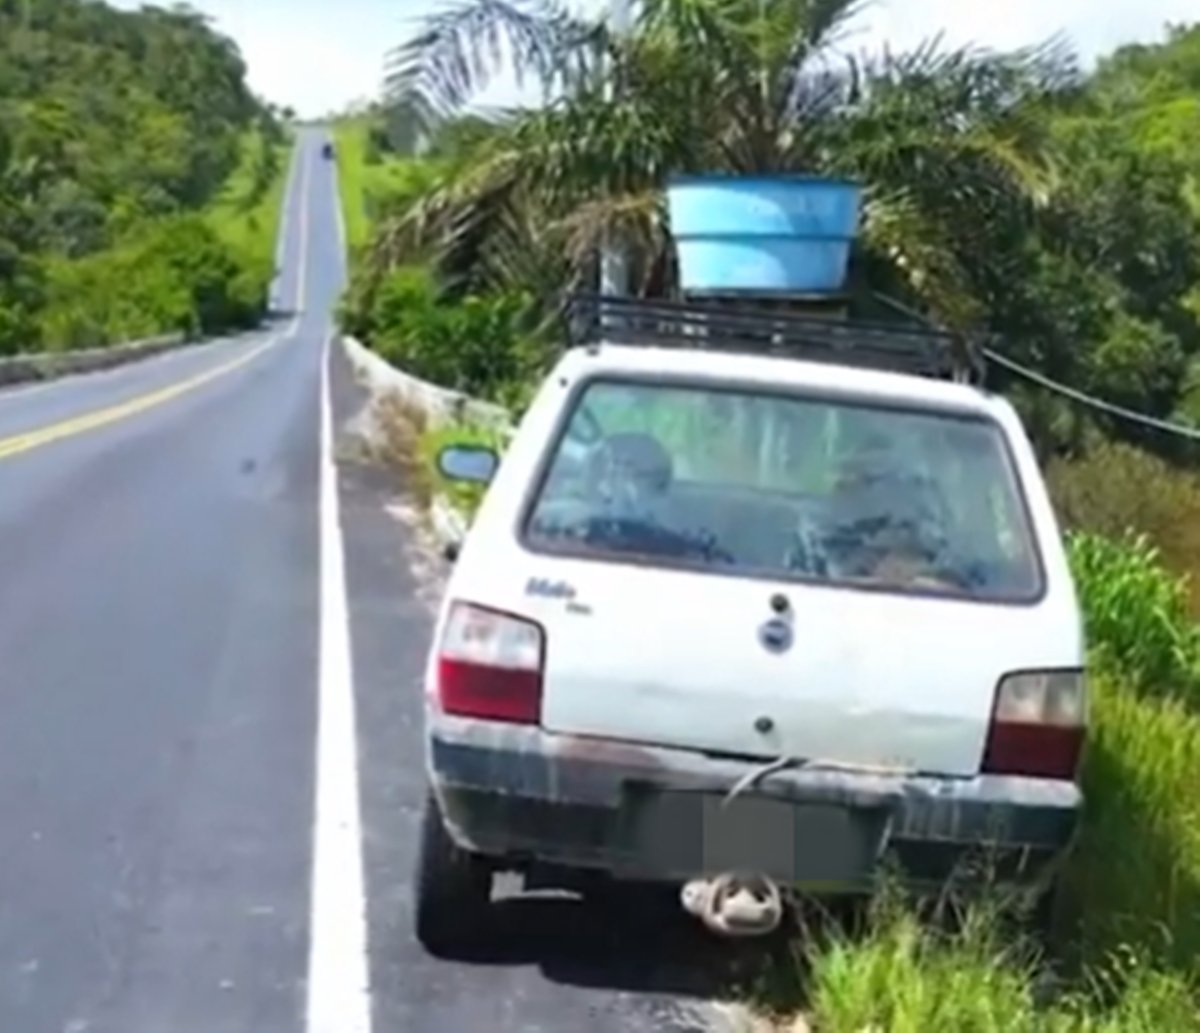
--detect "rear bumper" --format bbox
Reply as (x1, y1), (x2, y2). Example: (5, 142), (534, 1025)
(427, 716), (1082, 893)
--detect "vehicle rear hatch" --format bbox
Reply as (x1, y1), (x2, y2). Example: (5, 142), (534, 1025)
(533, 561), (1057, 777)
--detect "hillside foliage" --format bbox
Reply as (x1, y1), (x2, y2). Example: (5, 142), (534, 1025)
(0, 0), (285, 354)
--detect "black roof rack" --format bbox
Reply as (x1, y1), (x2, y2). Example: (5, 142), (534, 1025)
(567, 293), (984, 383)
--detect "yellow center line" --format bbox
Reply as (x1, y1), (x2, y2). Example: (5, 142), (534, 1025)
(0, 336), (279, 462)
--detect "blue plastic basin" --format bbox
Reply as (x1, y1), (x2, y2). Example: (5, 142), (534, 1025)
(675, 237), (853, 294)
(667, 175), (861, 293)
(667, 175), (862, 240)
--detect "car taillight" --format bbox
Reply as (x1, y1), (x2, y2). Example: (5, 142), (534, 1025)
(437, 602), (544, 724)
(981, 670), (1087, 781)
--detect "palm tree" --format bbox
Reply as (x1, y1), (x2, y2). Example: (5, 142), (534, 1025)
(384, 0), (1076, 326)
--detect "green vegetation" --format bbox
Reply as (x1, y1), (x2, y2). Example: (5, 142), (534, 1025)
(341, 263), (545, 406)
(1048, 442), (1200, 615)
(801, 905), (1197, 1031)
(1071, 675), (1200, 973)
(0, 0), (288, 355)
(1067, 532), (1200, 700)
(332, 113), (441, 262)
(332, 4), (1200, 1027)
(206, 126), (291, 284)
(343, 9), (1200, 458)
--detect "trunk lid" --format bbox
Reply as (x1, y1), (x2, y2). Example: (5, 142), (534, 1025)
(529, 561), (1064, 777)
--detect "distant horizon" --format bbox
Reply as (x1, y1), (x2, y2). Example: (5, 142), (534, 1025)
(111, 0), (1198, 117)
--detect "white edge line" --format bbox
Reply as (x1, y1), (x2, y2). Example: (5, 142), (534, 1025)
(308, 331), (373, 1033)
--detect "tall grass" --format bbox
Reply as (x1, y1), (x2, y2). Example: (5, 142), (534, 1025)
(1069, 676), (1200, 970)
(205, 127), (291, 282)
(332, 118), (441, 259)
(803, 904), (1198, 1031)
(332, 119), (373, 256)
(1067, 531), (1200, 701)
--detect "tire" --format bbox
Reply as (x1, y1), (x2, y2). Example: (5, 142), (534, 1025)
(413, 789), (493, 957)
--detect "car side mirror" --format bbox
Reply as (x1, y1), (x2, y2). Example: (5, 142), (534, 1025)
(437, 444), (499, 485)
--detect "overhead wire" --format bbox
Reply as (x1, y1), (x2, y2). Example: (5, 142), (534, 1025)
(871, 290), (1200, 443)
(982, 346), (1200, 443)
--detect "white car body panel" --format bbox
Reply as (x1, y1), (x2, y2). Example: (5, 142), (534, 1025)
(427, 344), (1085, 779)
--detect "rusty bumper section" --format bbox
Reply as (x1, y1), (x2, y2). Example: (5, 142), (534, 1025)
(427, 717), (1081, 891)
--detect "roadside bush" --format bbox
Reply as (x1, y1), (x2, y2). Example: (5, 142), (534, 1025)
(351, 264), (549, 403)
(149, 216), (266, 333)
(1066, 531), (1200, 701)
(1039, 533), (1200, 971)
(37, 214), (266, 349)
(1048, 442), (1200, 613)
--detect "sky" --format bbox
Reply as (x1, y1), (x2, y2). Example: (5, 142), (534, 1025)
(113, 0), (1199, 117)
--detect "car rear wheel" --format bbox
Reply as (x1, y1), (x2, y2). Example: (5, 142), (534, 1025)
(414, 789), (493, 957)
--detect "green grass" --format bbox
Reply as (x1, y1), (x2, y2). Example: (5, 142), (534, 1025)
(333, 119), (373, 255)
(799, 902), (1198, 1032)
(332, 117), (444, 261)
(205, 126), (292, 279)
(1068, 676), (1200, 970)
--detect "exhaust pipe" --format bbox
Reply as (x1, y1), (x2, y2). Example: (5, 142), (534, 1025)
(681, 872), (785, 938)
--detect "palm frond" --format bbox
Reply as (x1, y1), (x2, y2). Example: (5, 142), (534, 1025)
(553, 190), (668, 291)
(859, 189), (983, 331)
(385, 0), (602, 134)
(375, 0), (1081, 330)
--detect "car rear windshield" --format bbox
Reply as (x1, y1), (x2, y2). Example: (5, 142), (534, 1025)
(523, 377), (1044, 602)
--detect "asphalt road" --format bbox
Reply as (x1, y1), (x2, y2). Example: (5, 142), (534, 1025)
(0, 130), (726, 1033)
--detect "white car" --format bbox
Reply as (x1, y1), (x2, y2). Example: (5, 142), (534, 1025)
(414, 298), (1086, 955)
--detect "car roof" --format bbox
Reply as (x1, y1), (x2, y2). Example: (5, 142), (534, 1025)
(556, 342), (1012, 421)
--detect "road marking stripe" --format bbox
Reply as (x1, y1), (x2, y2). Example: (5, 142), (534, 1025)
(0, 337), (278, 462)
(307, 331), (373, 1033)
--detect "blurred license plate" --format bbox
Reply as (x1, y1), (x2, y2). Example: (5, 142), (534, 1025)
(698, 794), (798, 874)
(630, 791), (885, 885)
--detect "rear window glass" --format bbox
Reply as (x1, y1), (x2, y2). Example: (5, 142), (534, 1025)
(523, 378), (1043, 602)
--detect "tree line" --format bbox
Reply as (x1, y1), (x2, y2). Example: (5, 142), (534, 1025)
(0, 0), (285, 354)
